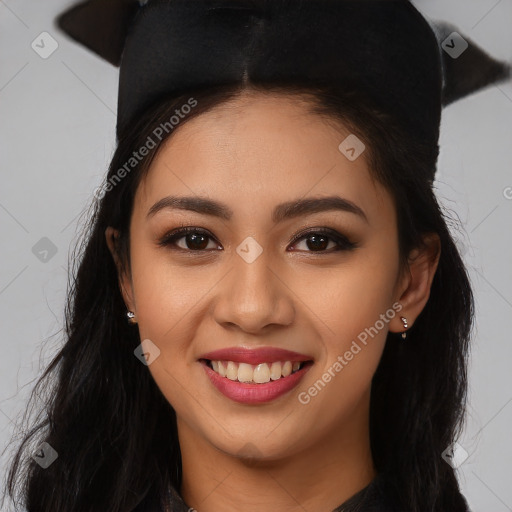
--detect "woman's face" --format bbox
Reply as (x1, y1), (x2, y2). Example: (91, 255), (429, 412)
(111, 91), (411, 460)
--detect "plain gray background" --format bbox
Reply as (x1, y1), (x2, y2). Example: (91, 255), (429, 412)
(1, 0), (511, 510)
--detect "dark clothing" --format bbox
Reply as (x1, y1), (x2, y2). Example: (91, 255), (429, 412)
(133, 474), (472, 512)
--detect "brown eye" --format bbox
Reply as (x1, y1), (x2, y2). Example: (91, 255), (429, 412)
(158, 228), (219, 251)
(294, 233), (335, 252)
(289, 228), (357, 253)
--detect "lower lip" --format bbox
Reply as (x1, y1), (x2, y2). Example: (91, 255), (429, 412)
(200, 361), (312, 404)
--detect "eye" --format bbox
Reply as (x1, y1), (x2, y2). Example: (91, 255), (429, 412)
(289, 228), (357, 253)
(157, 227), (220, 251)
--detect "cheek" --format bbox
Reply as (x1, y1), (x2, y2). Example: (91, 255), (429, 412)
(130, 253), (202, 412)
(295, 249), (399, 405)
(127, 245), (215, 408)
(129, 241), (202, 338)
(295, 248), (399, 343)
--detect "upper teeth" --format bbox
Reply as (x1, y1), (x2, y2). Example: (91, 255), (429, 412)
(210, 360), (303, 384)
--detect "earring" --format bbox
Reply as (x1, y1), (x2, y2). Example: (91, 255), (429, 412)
(127, 311), (137, 325)
(400, 316), (408, 340)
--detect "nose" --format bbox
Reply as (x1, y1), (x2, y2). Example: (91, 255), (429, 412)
(212, 251), (296, 334)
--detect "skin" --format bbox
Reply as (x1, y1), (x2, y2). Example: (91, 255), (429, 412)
(106, 90), (440, 512)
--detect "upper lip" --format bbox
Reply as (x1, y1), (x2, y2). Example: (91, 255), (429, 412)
(199, 347), (313, 365)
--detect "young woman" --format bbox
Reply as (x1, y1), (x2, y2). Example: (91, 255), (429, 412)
(3, 1), (510, 511)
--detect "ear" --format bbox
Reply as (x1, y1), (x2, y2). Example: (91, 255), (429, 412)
(390, 233), (441, 335)
(105, 226), (136, 313)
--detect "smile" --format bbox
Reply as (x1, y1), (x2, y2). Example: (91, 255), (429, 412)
(206, 359), (306, 383)
(198, 346), (314, 404)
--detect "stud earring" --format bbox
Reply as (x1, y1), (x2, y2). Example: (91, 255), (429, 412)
(127, 311), (137, 325)
(400, 316), (408, 340)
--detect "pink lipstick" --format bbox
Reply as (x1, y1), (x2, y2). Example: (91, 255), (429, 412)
(199, 347), (313, 404)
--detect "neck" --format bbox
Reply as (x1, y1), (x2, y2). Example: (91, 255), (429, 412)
(177, 389), (376, 512)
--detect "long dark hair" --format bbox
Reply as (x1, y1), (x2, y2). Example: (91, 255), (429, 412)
(2, 82), (474, 512)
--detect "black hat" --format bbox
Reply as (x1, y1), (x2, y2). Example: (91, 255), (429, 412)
(55, 0), (510, 152)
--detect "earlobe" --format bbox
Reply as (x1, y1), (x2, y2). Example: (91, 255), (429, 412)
(105, 226), (136, 313)
(390, 233), (441, 335)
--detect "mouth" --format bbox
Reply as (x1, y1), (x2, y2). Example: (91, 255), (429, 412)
(198, 346), (314, 404)
(200, 359), (312, 384)
(199, 358), (314, 404)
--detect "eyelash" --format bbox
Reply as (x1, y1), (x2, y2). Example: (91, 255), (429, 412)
(157, 225), (357, 254)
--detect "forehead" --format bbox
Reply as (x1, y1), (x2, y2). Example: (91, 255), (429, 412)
(134, 91), (393, 225)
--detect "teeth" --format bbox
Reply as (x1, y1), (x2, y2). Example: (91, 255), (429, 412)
(238, 363), (254, 383)
(270, 362), (282, 380)
(226, 361), (238, 380)
(208, 360), (305, 384)
(218, 361), (227, 377)
(253, 363), (270, 384)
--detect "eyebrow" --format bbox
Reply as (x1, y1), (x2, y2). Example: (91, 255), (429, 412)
(146, 195), (368, 224)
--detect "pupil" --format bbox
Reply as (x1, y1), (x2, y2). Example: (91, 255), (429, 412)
(307, 235), (328, 251)
(187, 233), (208, 250)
